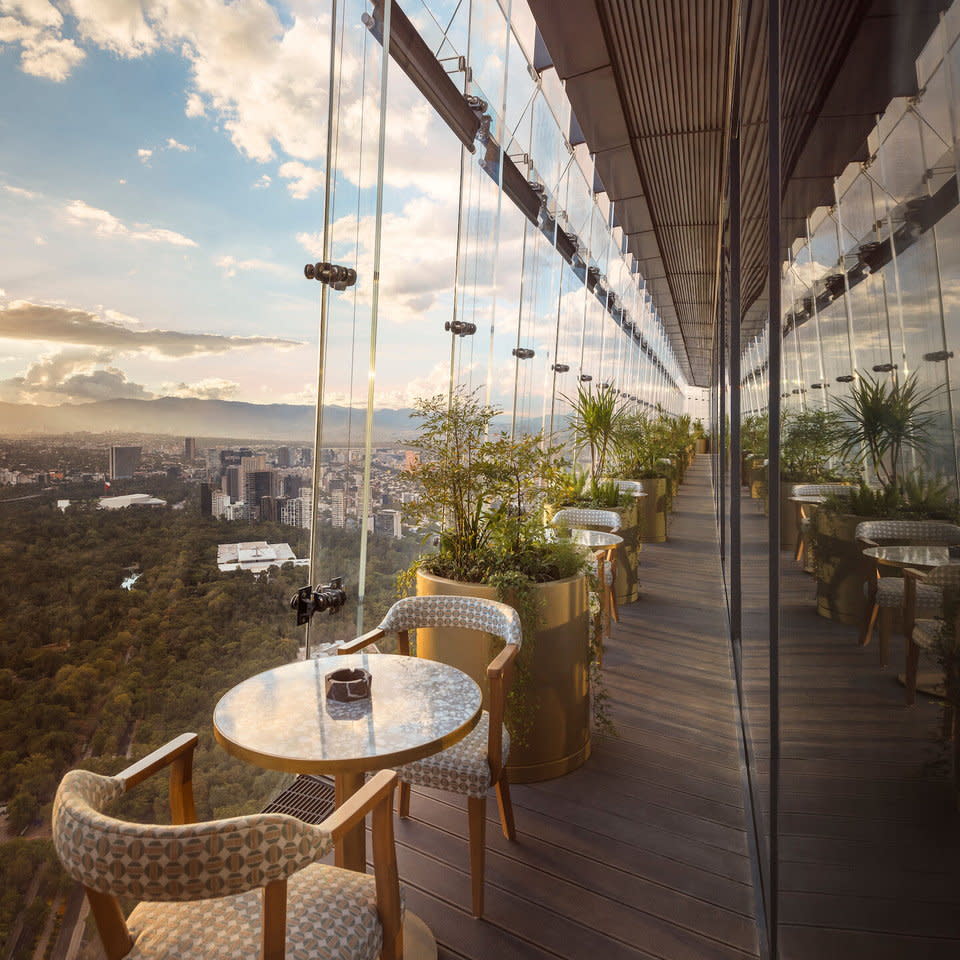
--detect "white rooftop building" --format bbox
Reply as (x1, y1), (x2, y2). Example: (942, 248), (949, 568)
(99, 494), (167, 510)
(217, 541), (308, 573)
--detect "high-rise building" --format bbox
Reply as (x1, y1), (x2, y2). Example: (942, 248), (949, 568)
(223, 465), (243, 501)
(331, 488), (346, 528)
(240, 454), (267, 473)
(184, 437), (197, 461)
(374, 509), (403, 539)
(211, 490), (230, 518)
(300, 447), (313, 468)
(259, 496), (284, 523)
(282, 474), (304, 499)
(108, 446), (141, 480)
(276, 446), (291, 468)
(199, 482), (213, 517)
(245, 470), (276, 514)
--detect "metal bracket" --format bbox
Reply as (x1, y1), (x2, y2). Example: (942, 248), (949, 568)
(304, 262), (358, 291)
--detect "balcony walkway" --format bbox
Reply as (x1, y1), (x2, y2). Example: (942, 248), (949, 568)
(393, 458), (763, 959)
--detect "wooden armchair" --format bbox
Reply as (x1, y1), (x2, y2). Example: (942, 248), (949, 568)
(52, 733), (403, 960)
(339, 595), (522, 918)
(903, 564), (960, 708)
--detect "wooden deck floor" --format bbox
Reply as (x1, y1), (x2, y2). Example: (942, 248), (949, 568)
(392, 459), (763, 960)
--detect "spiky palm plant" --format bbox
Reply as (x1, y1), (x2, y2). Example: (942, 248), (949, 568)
(564, 382), (627, 485)
(831, 372), (938, 492)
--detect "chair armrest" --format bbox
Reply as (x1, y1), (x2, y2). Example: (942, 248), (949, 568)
(117, 732), (198, 824)
(321, 769), (397, 842)
(487, 642), (519, 679)
(321, 770), (402, 960)
(487, 645), (519, 780)
(338, 629), (386, 655)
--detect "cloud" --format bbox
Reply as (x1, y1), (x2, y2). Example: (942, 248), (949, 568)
(166, 137), (191, 151)
(0, 300), (302, 357)
(66, 0), (155, 56)
(34, 235), (46, 245)
(185, 91), (205, 117)
(214, 254), (285, 278)
(278, 161), (323, 199)
(160, 377), (239, 400)
(0, 347), (154, 403)
(137, 147), (153, 163)
(3, 184), (39, 199)
(64, 199), (197, 247)
(253, 173), (271, 189)
(0, 14), (85, 80)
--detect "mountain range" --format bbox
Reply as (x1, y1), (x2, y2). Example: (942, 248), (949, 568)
(0, 397), (418, 443)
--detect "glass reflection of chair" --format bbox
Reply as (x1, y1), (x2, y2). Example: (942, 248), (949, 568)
(338, 595), (522, 919)
(550, 506), (622, 631)
(903, 564), (960, 710)
(792, 483), (853, 567)
(52, 733), (404, 960)
(858, 521), (960, 665)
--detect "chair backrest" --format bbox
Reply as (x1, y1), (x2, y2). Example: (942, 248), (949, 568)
(53, 769), (330, 902)
(607, 479), (644, 497)
(856, 520), (960, 545)
(923, 563), (960, 592)
(551, 507), (621, 533)
(377, 595), (522, 646)
(793, 483), (852, 497)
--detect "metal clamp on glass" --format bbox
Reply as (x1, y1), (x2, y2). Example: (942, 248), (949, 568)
(512, 347), (535, 360)
(445, 320), (477, 337)
(291, 577), (347, 627)
(304, 262), (358, 291)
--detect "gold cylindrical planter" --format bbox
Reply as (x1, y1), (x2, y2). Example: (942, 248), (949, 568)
(696, 437), (708, 455)
(814, 511), (868, 625)
(637, 477), (667, 542)
(415, 570), (591, 783)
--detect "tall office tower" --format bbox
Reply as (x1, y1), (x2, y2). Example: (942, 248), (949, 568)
(184, 437), (197, 461)
(300, 447), (313, 467)
(374, 509), (403, 539)
(108, 446), (141, 479)
(280, 492), (312, 529)
(282, 474), (304, 498)
(240, 454), (267, 473)
(224, 465), (243, 501)
(245, 470), (276, 515)
(220, 448), (254, 468)
(259, 496), (283, 522)
(331, 488), (346, 528)
(276, 446), (291, 468)
(199, 482), (212, 517)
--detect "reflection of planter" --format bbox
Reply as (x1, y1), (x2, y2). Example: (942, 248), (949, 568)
(814, 512), (869, 625)
(415, 570), (590, 783)
(780, 482), (804, 549)
(749, 460), (766, 499)
(637, 477), (668, 543)
(696, 437), (708, 455)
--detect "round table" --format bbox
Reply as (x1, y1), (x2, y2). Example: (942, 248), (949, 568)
(214, 654), (482, 960)
(862, 544), (958, 570)
(569, 528), (624, 551)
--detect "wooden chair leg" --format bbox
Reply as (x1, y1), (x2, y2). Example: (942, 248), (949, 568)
(859, 601), (879, 647)
(878, 608), (892, 667)
(795, 535), (805, 564)
(398, 782), (411, 819)
(468, 796), (486, 918)
(494, 776), (516, 841)
(905, 638), (920, 706)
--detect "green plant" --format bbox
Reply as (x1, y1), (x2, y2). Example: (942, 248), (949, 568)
(780, 408), (851, 482)
(400, 389), (602, 741)
(741, 413), (769, 457)
(550, 466), (623, 509)
(614, 413), (675, 479)
(564, 382), (627, 485)
(831, 372), (938, 492)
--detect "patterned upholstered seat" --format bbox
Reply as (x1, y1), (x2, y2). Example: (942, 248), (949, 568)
(872, 578), (942, 609)
(912, 618), (943, 651)
(52, 737), (403, 960)
(396, 711), (509, 799)
(340, 594), (522, 918)
(126, 864), (389, 960)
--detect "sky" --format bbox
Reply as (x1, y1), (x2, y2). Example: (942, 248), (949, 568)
(0, 0), (683, 421)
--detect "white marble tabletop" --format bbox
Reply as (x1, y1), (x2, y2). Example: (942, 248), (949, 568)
(213, 653), (482, 775)
(862, 545), (959, 569)
(570, 528), (624, 549)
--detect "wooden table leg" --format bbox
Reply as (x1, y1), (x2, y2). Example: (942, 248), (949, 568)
(335, 770), (367, 872)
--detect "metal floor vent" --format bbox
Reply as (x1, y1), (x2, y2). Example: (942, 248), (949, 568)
(261, 775), (336, 824)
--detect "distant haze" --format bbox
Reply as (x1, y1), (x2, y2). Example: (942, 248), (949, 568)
(0, 398), (546, 443)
